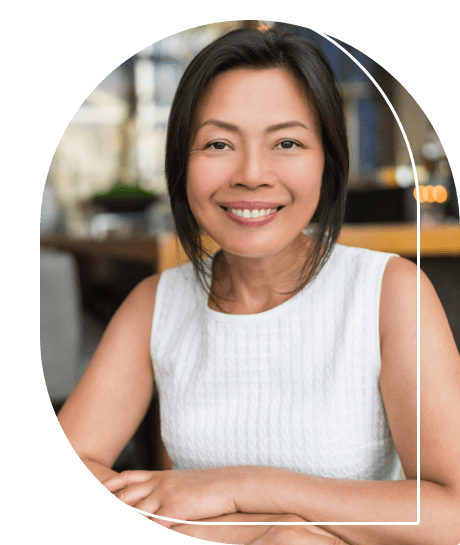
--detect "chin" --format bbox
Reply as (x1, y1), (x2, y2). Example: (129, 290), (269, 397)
(226, 249), (277, 259)
(218, 231), (308, 260)
(220, 241), (285, 260)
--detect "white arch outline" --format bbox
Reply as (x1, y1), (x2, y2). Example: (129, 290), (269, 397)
(0, 0), (420, 526)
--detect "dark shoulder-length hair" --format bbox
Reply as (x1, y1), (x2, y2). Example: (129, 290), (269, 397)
(165, 25), (349, 298)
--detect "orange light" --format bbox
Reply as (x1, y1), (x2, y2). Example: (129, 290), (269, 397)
(413, 185), (448, 204)
(426, 185), (435, 203)
(434, 185), (448, 203)
(421, 186), (429, 202)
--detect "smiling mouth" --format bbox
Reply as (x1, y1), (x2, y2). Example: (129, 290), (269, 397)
(220, 205), (284, 219)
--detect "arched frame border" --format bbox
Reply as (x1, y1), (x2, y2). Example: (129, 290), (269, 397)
(2, 2), (458, 540)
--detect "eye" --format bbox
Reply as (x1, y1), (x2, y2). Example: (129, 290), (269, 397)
(205, 141), (230, 151)
(276, 140), (300, 150)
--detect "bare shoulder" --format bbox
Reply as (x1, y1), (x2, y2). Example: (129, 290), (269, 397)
(136, 272), (161, 294)
(380, 255), (456, 352)
(380, 254), (446, 301)
(88, 274), (161, 355)
(107, 273), (161, 331)
(380, 255), (417, 305)
(379, 254), (459, 380)
(123, 273), (161, 311)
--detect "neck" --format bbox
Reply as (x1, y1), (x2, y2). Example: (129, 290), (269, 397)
(210, 234), (315, 314)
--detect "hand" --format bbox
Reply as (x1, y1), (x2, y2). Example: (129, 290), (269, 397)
(102, 468), (238, 527)
(248, 524), (349, 545)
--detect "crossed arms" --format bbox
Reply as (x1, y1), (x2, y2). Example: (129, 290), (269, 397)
(60, 258), (460, 545)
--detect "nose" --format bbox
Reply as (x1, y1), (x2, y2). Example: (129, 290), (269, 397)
(229, 147), (276, 189)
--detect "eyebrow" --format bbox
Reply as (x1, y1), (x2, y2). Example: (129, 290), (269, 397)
(196, 119), (311, 134)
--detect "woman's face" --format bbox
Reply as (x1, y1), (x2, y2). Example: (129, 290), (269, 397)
(187, 68), (324, 259)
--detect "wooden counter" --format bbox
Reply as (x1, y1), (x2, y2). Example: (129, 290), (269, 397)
(41, 223), (460, 274)
(158, 223), (460, 271)
(338, 223), (460, 257)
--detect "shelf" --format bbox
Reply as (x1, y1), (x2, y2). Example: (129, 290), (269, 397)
(40, 235), (158, 267)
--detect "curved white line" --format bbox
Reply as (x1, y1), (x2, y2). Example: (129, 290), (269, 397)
(0, 0), (420, 526)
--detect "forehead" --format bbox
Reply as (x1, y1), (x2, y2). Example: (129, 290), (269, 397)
(195, 68), (318, 129)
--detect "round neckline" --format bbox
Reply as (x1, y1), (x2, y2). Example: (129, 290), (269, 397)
(203, 244), (340, 323)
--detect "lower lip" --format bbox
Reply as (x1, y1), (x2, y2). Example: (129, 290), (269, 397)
(222, 208), (282, 227)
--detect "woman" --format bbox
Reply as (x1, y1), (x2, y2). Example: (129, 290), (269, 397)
(58, 27), (460, 544)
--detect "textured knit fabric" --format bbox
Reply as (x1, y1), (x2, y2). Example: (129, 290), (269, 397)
(151, 244), (401, 480)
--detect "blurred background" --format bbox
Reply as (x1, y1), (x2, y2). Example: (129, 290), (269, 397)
(40, 20), (459, 471)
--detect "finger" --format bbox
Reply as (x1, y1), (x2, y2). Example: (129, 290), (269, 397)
(307, 526), (342, 538)
(146, 506), (183, 529)
(102, 470), (156, 492)
(131, 495), (162, 519)
(114, 481), (154, 507)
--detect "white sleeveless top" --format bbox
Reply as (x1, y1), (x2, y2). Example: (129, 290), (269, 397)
(151, 244), (401, 480)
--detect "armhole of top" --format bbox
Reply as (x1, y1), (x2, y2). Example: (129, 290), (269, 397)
(371, 254), (399, 365)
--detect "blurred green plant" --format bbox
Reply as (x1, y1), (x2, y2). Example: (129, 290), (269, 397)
(92, 181), (157, 212)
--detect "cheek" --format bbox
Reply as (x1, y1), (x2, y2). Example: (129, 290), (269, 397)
(187, 158), (231, 208)
(186, 164), (217, 227)
(284, 163), (323, 201)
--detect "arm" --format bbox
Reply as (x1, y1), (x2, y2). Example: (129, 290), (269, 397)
(173, 514), (348, 544)
(229, 258), (460, 545)
(57, 275), (159, 482)
(105, 259), (460, 545)
(79, 456), (119, 482)
(174, 513), (302, 544)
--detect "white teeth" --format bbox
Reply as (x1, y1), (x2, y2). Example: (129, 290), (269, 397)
(228, 207), (280, 218)
(231, 209), (244, 217)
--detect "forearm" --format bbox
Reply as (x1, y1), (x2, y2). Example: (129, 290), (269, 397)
(79, 456), (119, 482)
(316, 479), (458, 545)
(173, 513), (341, 545)
(234, 467), (460, 545)
(173, 513), (284, 544)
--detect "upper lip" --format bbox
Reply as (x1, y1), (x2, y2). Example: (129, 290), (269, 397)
(221, 201), (283, 210)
